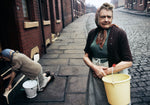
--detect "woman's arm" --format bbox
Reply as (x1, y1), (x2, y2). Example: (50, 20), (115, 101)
(105, 61), (133, 75)
(6, 71), (16, 90)
(83, 53), (107, 78)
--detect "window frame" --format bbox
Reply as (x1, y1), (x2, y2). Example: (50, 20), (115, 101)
(140, 0), (143, 4)
(55, 0), (60, 20)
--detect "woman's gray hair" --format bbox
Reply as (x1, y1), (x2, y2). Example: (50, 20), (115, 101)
(95, 3), (114, 27)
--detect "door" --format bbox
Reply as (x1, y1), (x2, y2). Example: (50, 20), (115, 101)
(0, 0), (20, 51)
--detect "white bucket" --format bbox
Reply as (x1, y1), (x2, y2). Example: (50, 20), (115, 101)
(22, 80), (38, 98)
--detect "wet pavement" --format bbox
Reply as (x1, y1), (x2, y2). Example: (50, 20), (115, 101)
(9, 8), (150, 105)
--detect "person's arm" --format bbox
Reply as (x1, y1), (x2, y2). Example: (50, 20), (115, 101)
(104, 61), (132, 75)
(83, 53), (107, 78)
(104, 27), (133, 74)
(6, 71), (16, 90)
(3, 74), (11, 80)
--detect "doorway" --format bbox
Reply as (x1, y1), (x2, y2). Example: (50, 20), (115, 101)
(0, 0), (20, 51)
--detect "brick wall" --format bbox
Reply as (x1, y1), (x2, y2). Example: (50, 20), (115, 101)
(15, 0), (51, 57)
(136, 0), (145, 11)
(124, 0), (146, 11)
(2, 0), (86, 57)
(62, 0), (72, 27)
(50, 0), (62, 35)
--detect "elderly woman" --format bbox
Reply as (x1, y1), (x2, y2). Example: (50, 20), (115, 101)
(0, 49), (54, 92)
(83, 3), (133, 105)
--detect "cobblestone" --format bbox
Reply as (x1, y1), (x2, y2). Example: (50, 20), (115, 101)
(114, 10), (150, 105)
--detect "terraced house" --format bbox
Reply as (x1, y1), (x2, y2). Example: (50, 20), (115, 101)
(125, 0), (150, 12)
(0, 0), (85, 57)
(111, 0), (150, 12)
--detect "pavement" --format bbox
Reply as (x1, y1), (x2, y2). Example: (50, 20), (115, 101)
(5, 8), (150, 105)
(117, 7), (150, 17)
(9, 14), (89, 105)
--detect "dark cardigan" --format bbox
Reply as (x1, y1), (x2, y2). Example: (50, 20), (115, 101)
(84, 25), (133, 67)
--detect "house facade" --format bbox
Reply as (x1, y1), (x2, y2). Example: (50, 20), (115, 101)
(125, 0), (147, 11)
(0, 0), (85, 59)
(112, 0), (150, 12)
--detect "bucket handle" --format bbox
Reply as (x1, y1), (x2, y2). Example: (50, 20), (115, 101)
(112, 64), (116, 83)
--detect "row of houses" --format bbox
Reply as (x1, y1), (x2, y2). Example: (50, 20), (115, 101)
(0, 0), (85, 59)
(111, 0), (150, 12)
(85, 4), (97, 13)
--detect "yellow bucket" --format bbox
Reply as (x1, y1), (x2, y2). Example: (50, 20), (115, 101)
(102, 74), (131, 105)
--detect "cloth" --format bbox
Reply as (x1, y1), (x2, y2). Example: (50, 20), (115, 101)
(92, 57), (128, 74)
(84, 25), (133, 67)
(90, 28), (110, 58)
(92, 58), (108, 66)
(86, 59), (109, 105)
(96, 30), (107, 49)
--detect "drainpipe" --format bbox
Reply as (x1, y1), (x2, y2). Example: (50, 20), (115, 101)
(61, 0), (65, 28)
(38, 0), (46, 54)
(71, 0), (74, 22)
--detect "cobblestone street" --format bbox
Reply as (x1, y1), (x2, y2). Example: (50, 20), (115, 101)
(111, 9), (150, 105)
(86, 9), (150, 105)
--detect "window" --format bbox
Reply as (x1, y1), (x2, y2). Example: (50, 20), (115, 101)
(22, 0), (39, 28)
(22, 0), (35, 21)
(41, 0), (49, 20)
(55, 0), (60, 20)
(22, 0), (29, 20)
(133, 0), (136, 3)
(140, 0), (143, 4)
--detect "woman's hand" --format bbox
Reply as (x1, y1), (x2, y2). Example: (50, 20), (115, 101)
(92, 65), (107, 78)
(83, 53), (108, 78)
(103, 67), (112, 75)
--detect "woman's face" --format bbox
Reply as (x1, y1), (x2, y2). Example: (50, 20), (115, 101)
(98, 9), (113, 29)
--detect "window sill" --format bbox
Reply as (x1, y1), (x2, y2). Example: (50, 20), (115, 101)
(43, 20), (51, 25)
(133, 2), (136, 4)
(56, 20), (61, 24)
(24, 21), (39, 29)
(139, 4), (143, 6)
